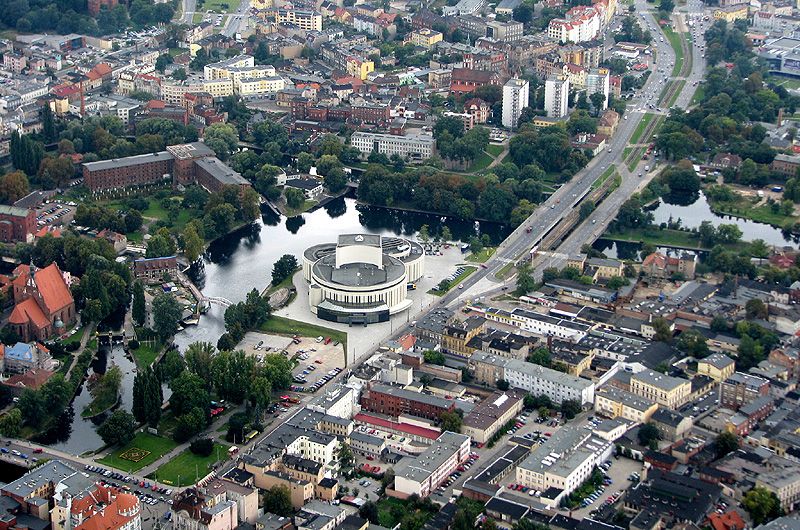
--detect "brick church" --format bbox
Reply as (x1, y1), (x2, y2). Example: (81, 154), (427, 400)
(8, 263), (76, 342)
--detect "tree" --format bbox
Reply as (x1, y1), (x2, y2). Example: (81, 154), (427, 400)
(0, 409), (22, 437)
(297, 152), (315, 173)
(203, 123), (239, 160)
(512, 3), (533, 23)
(272, 254), (299, 286)
(152, 293), (182, 340)
(185, 342), (215, 384)
(742, 486), (782, 525)
(440, 410), (463, 433)
(652, 317), (673, 343)
(97, 410), (137, 447)
(18, 388), (45, 427)
(441, 226), (452, 243)
(638, 423), (661, 447)
(714, 431), (739, 458)
(285, 188), (305, 209)
(676, 328), (709, 358)
(515, 262), (535, 296)
(0, 171), (29, 203)
(263, 485), (293, 517)
(132, 366), (162, 427)
(359, 501), (379, 523)
(182, 225), (204, 263)
(527, 347), (551, 367)
(132, 281), (146, 327)
(560, 399), (581, 420)
(423, 350), (445, 365)
(746, 298), (768, 320)
(497, 379), (510, 390)
(190, 438), (214, 456)
(418, 224), (431, 244)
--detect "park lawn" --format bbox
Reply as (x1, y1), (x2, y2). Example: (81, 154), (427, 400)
(259, 316), (347, 351)
(772, 75), (800, 91)
(266, 267), (300, 295)
(469, 151), (494, 173)
(168, 47), (184, 57)
(127, 231), (144, 243)
(151, 443), (229, 486)
(486, 144), (505, 157)
(707, 196), (797, 229)
(192, 12), (204, 23)
(199, 0), (241, 12)
(98, 433), (178, 473)
(131, 343), (161, 368)
(284, 200), (318, 217)
(428, 266), (477, 296)
(630, 113), (654, 145)
(61, 326), (86, 347)
(496, 261), (515, 280)
(466, 247), (495, 263)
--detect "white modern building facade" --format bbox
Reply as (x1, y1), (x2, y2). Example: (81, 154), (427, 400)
(545, 76), (570, 118)
(502, 78), (530, 129)
(350, 132), (436, 160)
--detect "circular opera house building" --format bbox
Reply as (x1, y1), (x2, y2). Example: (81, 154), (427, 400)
(302, 234), (424, 324)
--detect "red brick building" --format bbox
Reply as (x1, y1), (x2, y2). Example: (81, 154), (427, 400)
(360, 383), (455, 421)
(449, 68), (500, 97)
(9, 263), (76, 342)
(0, 205), (35, 243)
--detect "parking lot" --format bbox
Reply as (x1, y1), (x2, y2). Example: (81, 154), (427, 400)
(83, 463), (172, 509)
(35, 201), (75, 229)
(286, 336), (344, 393)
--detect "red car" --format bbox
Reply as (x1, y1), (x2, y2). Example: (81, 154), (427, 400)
(33, 448), (42, 454)
(366, 456), (374, 461)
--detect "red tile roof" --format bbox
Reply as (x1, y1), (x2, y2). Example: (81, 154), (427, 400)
(4, 368), (54, 390)
(9, 298), (50, 330)
(13, 263), (73, 314)
(707, 511), (746, 530)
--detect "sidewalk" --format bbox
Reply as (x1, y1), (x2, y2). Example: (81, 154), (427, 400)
(64, 322), (96, 381)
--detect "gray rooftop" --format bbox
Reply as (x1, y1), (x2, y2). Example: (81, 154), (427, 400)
(632, 370), (689, 392)
(369, 383), (453, 409)
(505, 359), (594, 391)
(701, 353), (735, 370)
(313, 253), (405, 288)
(339, 233), (381, 248)
(82, 150), (173, 172)
(194, 156), (249, 186)
(518, 425), (610, 479)
(394, 431), (469, 484)
(2, 460), (78, 498)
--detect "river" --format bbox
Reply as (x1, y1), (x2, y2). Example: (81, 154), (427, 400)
(595, 192), (800, 259)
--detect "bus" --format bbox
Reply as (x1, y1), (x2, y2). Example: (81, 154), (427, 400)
(245, 430), (259, 442)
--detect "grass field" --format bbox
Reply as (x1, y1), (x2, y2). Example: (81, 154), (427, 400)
(260, 316), (347, 351)
(629, 113), (654, 145)
(131, 341), (161, 368)
(284, 200), (318, 217)
(691, 84), (705, 105)
(496, 261), (515, 280)
(266, 267), (300, 295)
(466, 247), (495, 263)
(663, 27), (685, 78)
(486, 144), (505, 157)
(591, 166), (616, 191)
(707, 197), (796, 229)
(98, 433), (177, 473)
(152, 443), (229, 486)
(770, 75), (800, 91)
(469, 152), (494, 173)
(197, 0), (240, 13)
(428, 266), (477, 296)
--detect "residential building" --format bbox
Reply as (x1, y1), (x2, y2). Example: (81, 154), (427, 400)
(462, 390), (525, 444)
(516, 425), (613, 506)
(629, 370), (691, 409)
(698, 353), (736, 382)
(586, 68), (610, 110)
(172, 488), (238, 530)
(757, 468), (800, 512)
(713, 5), (748, 20)
(360, 383), (455, 420)
(51, 483), (141, 530)
(485, 20), (524, 42)
(641, 251), (697, 280)
(650, 408), (693, 441)
(9, 263), (76, 342)
(392, 431), (471, 498)
(721, 372), (770, 409)
(594, 386), (658, 423)
(271, 9), (323, 30)
(133, 256), (179, 283)
(545, 76), (569, 118)
(2, 342), (56, 374)
(350, 131), (435, 160)
(504, 358), (595, 404)
(409, 29), (443, 48)
(449, 68), (500, 97)
(0, 205), (35, 243)
(771, 153), (800, 176)
(479, 306), (590, 342)
(502, 78), (530, 129)
(464, 98), (491, 124)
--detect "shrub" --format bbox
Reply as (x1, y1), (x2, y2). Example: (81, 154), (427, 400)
(128, 339), (140, 350)
(190, 438), (214, 456)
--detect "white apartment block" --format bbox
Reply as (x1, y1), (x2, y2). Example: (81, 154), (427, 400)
(204, 54), (256, 80)
(203, 78), (235, 99)
(480, 306), (589, 342)
(236, 76), (287, 95)
(285, 433), (339, 466)
(545, 76), (570, 118)
(350, 132), (435, 160)
(307, 385), (358, 419)
(504, 359), (595, 404)
(393, 432), (471, 497)
(516, 425), (612, 506)
(586, 68), (610, 110)
(160, 81), (205, 106)
(502, 78), (530, 129)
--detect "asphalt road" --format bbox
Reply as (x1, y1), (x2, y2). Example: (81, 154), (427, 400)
(222, 0), (252, 37)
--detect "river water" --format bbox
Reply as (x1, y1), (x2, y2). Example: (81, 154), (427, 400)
(595, 193), (800, 259)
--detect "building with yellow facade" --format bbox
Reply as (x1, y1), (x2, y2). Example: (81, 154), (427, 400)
(697, 353), (735, 382)
(594, 386), (658, 423)
(409, 29), (443, 49)
(346, 57), (375, 80)
(713, 5), (748, 21)
(630, 370), (691, 409)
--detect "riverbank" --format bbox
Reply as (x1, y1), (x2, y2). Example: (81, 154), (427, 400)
(354, 199), (507, 226)
(705, 193), (799, 232)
